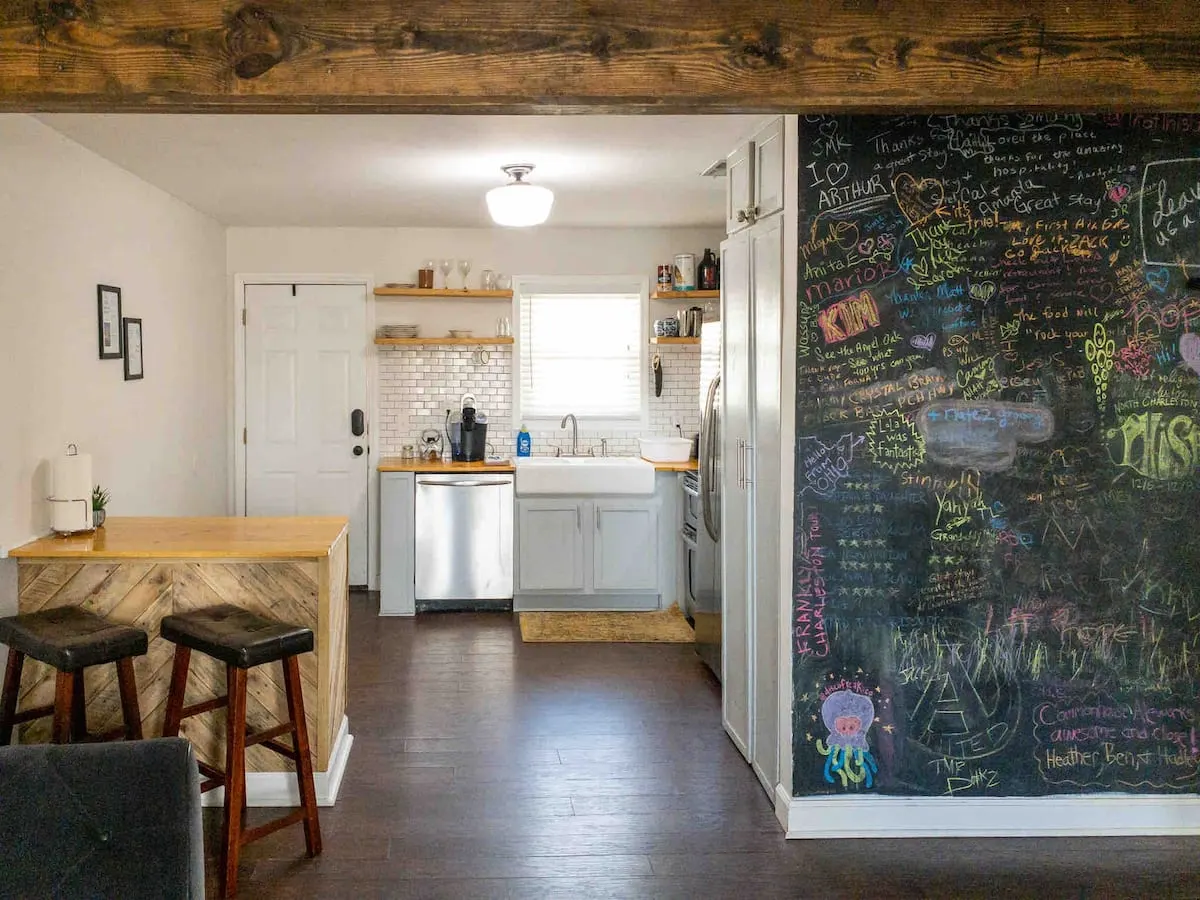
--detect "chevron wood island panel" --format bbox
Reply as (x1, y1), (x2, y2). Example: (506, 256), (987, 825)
(12, 526), (349, 774)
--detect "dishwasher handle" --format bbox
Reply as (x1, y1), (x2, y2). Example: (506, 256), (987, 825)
(417, 479), (513, 487)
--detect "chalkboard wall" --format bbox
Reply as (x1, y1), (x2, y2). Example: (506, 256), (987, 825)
(793, 114), (1200, 798)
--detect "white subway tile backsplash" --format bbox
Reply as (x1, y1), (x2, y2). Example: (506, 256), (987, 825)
(377, 343), (703, 456)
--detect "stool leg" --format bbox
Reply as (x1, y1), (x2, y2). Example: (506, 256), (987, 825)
(115, 658), (143, 740)
(283, 654), (322, 858)
(161, 646), (191, 738)
(52, 671), (75, 744)
(0, 649), (24, 745)
(220, 665), (248, 900)
(70, 669), (87, 741)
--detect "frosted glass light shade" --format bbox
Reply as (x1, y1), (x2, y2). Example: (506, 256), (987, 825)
(486, 182), (554, 227)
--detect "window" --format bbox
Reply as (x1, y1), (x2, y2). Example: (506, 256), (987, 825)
(515, 277), (647, 424)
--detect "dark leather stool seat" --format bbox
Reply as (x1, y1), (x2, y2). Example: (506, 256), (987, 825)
(0, 607), (148, 671)
(0, 607), (148, 746)
(161, 604), (320, 898)
(161, 604), (313, 668)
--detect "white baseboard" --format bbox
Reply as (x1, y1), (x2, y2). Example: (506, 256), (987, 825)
(202, 716), (353, 809)
(778, 791), (1200, 838)
(514, 593), (660, 611)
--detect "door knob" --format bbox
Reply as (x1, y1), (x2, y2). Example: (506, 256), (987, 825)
(351, 408), (365, 437)
(352, 445), (364, 457)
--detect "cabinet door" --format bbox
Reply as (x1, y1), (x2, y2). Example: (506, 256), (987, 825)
(593, 502), (660, 592)
(752, 117), (785, 220)
(725, 142), (754, 234)
(720, 233), (753, 761)
(517, 500), (585, 592)
(380, 473), (416, 616)
(750, 215), (784, 792)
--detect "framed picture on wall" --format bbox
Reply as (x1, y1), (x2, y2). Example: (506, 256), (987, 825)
(97, 285), (123, 359)
(122, 317), (143, 381)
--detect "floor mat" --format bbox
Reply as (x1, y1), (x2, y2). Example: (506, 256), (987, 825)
(518, 604), (694, 643)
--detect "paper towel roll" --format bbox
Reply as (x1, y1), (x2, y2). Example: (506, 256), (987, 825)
(50, 448), (92, 533)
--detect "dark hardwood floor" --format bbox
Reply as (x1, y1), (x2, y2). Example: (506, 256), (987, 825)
(213, 594), (1200, 899)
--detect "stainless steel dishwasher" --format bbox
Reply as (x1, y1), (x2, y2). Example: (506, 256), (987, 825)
(415, 472), (514, 603)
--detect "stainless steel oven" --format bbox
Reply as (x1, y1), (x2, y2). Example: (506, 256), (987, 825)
(682, 470), (720, 679)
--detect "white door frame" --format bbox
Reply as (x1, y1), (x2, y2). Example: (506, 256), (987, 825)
(231, 273), (378, 589)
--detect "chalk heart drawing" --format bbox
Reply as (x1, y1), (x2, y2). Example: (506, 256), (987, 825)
(968, 281), (997, 302)
(893, 173), (944, 226)
(1180, 333), (1200, 376)
(1146, 266), (1170, 293)
(910, 333), (937, 352)
(917, 400), (1055, 472)
(1108, 183), (1130, 204)
(826, 162), (850, 186)
(857, 238), (875, 256)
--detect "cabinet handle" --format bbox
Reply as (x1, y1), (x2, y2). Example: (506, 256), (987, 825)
(743, 443), (754, 487)
(735, 438), (745, 489)
(736, 209), (748, 223)
(576, 507), (581, 531)
(595, 506), (601, 532)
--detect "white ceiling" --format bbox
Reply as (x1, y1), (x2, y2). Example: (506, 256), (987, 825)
(36, 114), (764, 229)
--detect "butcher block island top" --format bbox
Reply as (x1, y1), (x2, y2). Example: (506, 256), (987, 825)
(9, 516), (352, 792)
(9, 516), (348, 560)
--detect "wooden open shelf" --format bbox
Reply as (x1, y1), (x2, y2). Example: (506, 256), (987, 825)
(374, 287), (513, 299)
(651, 289), (719, 301)
(375, 336), (515, 346)
(650, 336), (701, 345)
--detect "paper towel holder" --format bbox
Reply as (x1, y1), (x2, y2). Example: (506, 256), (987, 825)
(47, 443), (95, 536)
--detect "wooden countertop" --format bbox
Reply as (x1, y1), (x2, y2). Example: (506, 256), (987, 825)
(378, 458), (516, 473)
(645, 458), (699, 472)
(8, 517), (349, 560)
(379, 457), (693, 473)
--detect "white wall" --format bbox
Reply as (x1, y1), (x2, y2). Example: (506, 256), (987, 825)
(226, 225), (724, 336)
(0, 115), (228, 590)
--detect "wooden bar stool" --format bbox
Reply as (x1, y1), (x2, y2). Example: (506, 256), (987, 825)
(0, 607), (147, 745)
(160, 604), (321, 899)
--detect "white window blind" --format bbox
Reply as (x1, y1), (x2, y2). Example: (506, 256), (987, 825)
(518, 282), (645, 421)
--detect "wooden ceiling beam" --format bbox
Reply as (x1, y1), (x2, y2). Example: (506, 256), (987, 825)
(2, 1), (1200, 113)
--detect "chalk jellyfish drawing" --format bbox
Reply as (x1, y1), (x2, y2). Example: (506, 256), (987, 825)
(816, 690), (879, 789)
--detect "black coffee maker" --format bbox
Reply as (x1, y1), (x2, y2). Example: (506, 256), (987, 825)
(446, 396), (488, 462)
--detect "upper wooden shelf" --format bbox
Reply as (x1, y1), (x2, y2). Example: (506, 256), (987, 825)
(650, 337), (700, 345)
(375, 337), (514, 346)
(651, 289), (719, 301)
(375, 287), (513, 299)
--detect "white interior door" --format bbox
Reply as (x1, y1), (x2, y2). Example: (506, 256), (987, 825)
(720, 234), (753, 761)
(245, 283), (369, 584)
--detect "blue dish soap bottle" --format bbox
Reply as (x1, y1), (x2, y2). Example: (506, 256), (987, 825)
(517, 424), (532, 458)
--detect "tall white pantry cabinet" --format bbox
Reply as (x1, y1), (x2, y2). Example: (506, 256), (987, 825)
(720, 115), (791, 799)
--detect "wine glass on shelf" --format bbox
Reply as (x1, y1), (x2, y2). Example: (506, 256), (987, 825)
(457, 259), (472, 291)
(438, 259), (452, 290)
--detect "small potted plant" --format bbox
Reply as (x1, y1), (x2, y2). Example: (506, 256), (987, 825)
(92, 485), (110, 529)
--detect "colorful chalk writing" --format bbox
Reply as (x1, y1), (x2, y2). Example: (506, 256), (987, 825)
(794, 112), (1200, 799)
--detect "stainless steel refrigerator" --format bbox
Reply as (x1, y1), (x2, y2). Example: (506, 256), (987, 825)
(692, 319), (723, 679)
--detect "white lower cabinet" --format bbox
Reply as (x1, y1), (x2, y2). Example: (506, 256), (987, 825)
(515, 494), (662, 611)
(517, 500), (586, 592)
(593, 502), (659, 592)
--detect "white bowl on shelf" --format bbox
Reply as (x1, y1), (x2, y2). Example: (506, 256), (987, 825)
(638, 437), (692, 462)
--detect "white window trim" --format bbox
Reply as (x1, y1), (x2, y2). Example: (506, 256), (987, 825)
(512, 275), (650, 431)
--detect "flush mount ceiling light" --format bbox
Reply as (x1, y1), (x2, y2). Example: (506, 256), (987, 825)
(486, 164), (554, 227)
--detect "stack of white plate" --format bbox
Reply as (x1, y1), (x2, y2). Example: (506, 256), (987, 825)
(378, 324), (419, 339)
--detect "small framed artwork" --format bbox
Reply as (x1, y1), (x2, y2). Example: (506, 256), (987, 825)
(122, 317), (144, 381)
(97, 285), (123, 359)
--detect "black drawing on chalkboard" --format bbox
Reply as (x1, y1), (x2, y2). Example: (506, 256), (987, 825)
(793, 112), (1200, 799)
